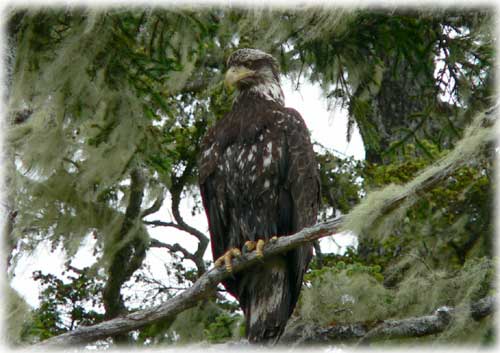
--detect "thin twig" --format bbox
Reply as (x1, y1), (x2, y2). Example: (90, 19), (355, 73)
(141, 191), (165, 218)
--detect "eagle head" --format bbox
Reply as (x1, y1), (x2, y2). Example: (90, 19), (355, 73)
(225, 48), (284, 104)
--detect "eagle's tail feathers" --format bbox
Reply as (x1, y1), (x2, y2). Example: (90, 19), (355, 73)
(242, 257), (292, 344)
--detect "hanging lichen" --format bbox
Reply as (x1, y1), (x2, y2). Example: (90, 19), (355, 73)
(341, 110), (495, 240)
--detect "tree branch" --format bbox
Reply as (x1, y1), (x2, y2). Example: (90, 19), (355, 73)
(358, 307), (454, 344)
(140, 191), (165, 218)
(359, 296), (494, 344)
(144, 208), (209, 275)
(169, 162), (210, 276)
(37, 218), (343, 347)
(143, 220), (185, 232)
(281, 296), (494, 344)
(103, 168), (147, 321)
(142, 192), (209, 275)
(170, 188), (208, 245)
(149, 238), (206, 272)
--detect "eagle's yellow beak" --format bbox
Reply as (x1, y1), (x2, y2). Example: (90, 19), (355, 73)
(224, 66), (255, 89)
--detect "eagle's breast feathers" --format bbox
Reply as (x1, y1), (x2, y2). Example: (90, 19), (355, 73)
(199, 98), (319, 268)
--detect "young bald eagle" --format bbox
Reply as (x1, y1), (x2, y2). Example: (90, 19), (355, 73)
(198, 48), (320, 343)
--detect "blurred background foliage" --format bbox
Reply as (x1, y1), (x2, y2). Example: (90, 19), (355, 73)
(3, 5), (495, 347)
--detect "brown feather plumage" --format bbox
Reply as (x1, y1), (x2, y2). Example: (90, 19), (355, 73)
(198, 49), (320, 344)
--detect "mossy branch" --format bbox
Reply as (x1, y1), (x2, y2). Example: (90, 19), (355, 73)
(358, 297), (494, 345)
(281, 296), (494, 344)
(341, 109), (496, 237)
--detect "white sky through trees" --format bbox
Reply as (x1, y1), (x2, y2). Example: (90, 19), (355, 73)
(10, 79), (364, 308)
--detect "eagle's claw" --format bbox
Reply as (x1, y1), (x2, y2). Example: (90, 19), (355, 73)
(243, 240), (256, 254)
(256, 239), (265, 258)
(243, 237), (277, 258)
(214, 248), (241, 273)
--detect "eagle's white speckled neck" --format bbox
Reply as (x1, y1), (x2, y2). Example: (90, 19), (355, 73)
(249, 81), (285, 105)
(236, 80), (285, 106)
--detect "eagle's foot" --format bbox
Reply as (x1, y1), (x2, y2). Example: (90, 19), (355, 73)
(243, 240), (256, 253)
(256, 239), (265, 258)
(244, 237), (277, 258)
(214, 248), (241, 273)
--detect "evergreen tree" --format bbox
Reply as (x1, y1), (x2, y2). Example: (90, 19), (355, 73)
(4, 6), (494, 347)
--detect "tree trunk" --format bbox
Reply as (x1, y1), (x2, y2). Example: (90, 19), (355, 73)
(102, 168), (148, 343)
(355, 52), (437, 164)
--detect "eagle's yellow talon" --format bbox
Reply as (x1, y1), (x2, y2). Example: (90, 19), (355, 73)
(224, 252), (233, 272)
(244, 240), (256, 252)
(270, 236), (278, 243)
(256, 239), (265, 258)
(214, 257), (224, 268)
(215, 247), (241, 272)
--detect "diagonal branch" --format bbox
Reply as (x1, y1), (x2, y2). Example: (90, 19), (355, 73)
(37, 218), (343, 347)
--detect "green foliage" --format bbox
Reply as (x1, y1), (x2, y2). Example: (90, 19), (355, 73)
(298, 256), (494, 344)
(5, 286), (33, 345)
(301, 264), (392, 325)
(364, 142), (439, 187)
(356, 134), (492, 268)
(20, 265), (104, 343)
(288, 10), (494, 162)
(135, 318), (175, 346)
(164, 300), (242, 344)
(300, 113), (495, 346)
(315, 145), (363, 219)
(5, 7), (230, 255)
(204, 312), (240, 343)
(343, 111), (493, 246)
(306, 260), (384, 284)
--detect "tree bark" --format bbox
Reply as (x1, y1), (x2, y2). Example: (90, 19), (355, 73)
(351, 22), (441, 165)
(281, 296), (494, 344)
(103, 168), (148, 326)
